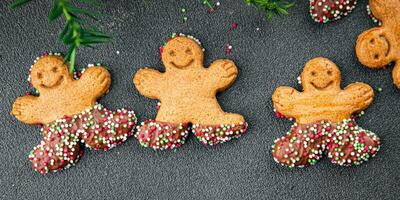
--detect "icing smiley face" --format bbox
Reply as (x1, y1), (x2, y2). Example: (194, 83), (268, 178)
(30, 56), (72, 90)
(301, 58), (341, 92)
(356, 29), (393, 68)
(162, 36), (204, 70)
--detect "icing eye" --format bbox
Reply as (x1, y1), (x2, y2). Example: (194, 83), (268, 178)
(370, 39), (375, 44)
(374, 54), (379, 59)
(169, 50), (176, 56)
(185, 48), (192, 55)
(37, 72), (43, 79)
(327, 70), (333, 76)
(311, 71), (317, 76)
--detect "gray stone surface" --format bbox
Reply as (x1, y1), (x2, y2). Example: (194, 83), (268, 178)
(0, 0), (399, 199)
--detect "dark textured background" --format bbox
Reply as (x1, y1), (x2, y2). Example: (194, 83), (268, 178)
(0, 0), (399, 199)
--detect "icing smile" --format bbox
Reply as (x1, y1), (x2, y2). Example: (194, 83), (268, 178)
(40, 76), (64, 88)
(170, 59), (194, 68)
(311, 80), (333, 90)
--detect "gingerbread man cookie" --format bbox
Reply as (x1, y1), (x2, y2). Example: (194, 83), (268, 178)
(272, 57), (380, 168)
(356, 0), (400, 88)
(11, 53), (137, 174)
(310, 0), (357, 23)
(133, 34), (248, 150)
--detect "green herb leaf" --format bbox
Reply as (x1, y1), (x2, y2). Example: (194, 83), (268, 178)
(246, 0), (294, 20)
(65, 4), (100, 20)
(10, 0), (33, 9)
(48, 0), (63, 21)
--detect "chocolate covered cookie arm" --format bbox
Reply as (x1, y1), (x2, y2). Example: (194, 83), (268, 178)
(272, 86), (300, 118)
(12, 95), (42, 124)
(133, 68), (164, 99)
(78, 66), (111, 97)
(208, 59), (238, 91)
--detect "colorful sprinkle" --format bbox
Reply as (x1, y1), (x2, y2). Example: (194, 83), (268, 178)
(367, 5), (382, 25)
(193, 122), (248, 146)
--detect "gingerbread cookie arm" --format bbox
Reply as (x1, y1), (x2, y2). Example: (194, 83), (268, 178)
(12, 95), (42, 124)
(207, 59), (238, 91)
(370, 0), (400, 27)
(272, 86), (301, 118)
(341, 83), (374, 113)
(78, 66), (111, 98)
(133, 68), (164, 99)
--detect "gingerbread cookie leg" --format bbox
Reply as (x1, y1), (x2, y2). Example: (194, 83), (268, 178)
(326, 120), (380, 166)
(191, 110), (248, 146)
(135, 120), (189, 150)
(273, 122), (329, 167)
(29, 119), (83, 174)
(80, 104), (137, 151)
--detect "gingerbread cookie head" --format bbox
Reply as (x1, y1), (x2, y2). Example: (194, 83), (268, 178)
(30, 55), (73, 93)
(356, 0), (400, 87)
(356, 28), (395, 68)
(300, 58), (341, 92)
(162, 36), (204, 70)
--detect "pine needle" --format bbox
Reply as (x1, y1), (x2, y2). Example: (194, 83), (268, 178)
(245, 0), (295, 21)
(11, 0), (111, 73)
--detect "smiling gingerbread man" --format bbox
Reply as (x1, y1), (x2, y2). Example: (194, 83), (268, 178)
(12, 54), (137, 173)
(272, 57), (380, 168)
(356, 0), (400, 87)
(133, 34), (247, 150)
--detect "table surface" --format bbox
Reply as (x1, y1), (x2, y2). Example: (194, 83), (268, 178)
(1, 0), (399, 199)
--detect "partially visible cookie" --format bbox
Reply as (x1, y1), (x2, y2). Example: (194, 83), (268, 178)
(367, 5), (381, 25)
(310, 0), (357, 23)
(133, 34), (248, 150)
(356, 0), (400, 88)
(272, 57), (380, 168)
(11, 53), (137, 174)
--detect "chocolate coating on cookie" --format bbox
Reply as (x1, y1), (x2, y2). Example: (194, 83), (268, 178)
(273, 119), (380, 167)
(29, 104), (137, 173)
(310, 0), (357, 23)
(135, 121), (189, 150)
(192, 122), (248, 146)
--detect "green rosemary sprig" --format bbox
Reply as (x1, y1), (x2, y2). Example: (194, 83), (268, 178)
(11, 0), (111, 73)
(245, 0), (295, 20)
